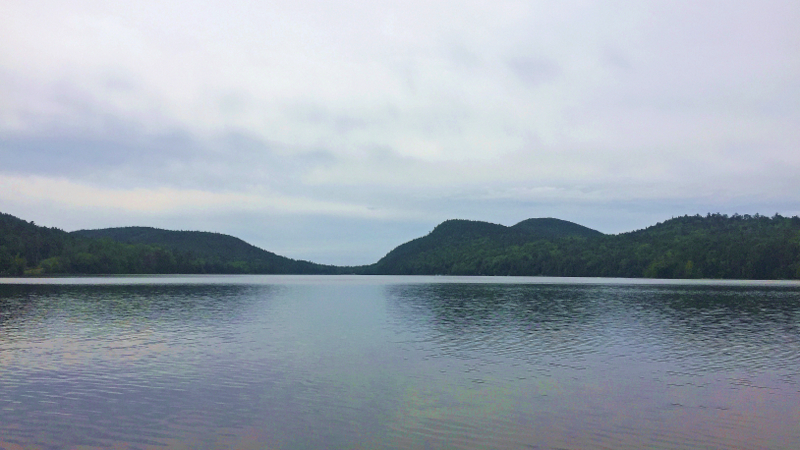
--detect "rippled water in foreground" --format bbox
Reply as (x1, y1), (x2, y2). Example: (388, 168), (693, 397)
(1, 276), (799, 449)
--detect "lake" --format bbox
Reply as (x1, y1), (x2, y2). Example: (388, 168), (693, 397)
(1, 275), (799, 449)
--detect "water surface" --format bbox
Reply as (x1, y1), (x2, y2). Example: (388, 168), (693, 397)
(1, 276), (799, 449)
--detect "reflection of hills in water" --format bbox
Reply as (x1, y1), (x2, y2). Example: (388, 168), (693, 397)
(384, 283), (800, 372)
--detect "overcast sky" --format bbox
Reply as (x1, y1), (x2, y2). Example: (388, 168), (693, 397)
(1, 0), (798, 265)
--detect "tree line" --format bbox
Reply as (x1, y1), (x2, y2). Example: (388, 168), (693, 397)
(0, 212), (335, 275)
(3, 211), (800, 279)
(366, 214), (800, 279)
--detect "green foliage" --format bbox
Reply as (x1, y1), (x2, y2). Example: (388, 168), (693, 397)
(366, 214), (800, 279)
(510, 217), (603, 239)
(3, 211), (800, 279)
(0, 212), (337, 275)
(72, 227), (336, 274)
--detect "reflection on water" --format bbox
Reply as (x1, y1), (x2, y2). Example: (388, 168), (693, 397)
(387, 283), (800, 369)
(1, 277), (799, 449)
(385, 283), (800, 449)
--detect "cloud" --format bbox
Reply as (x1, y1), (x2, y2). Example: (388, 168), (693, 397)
(1, 0), (799, 263)
(507, 57), (560, 86)
(0, 174), (411, 219)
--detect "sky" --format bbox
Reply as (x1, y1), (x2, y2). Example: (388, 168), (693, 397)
(1, 0), (799, 265)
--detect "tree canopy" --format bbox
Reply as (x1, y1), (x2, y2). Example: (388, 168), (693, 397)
(364, 214), (800, 279)
(0, 212), (336, 275)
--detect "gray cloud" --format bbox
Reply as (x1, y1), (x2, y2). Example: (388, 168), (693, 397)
(507, 57), (560, 86)
(1, 0), (799, 264)
(0, 128), (196, 180)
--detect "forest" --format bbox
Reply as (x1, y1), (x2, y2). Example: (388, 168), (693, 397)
(2, 211), (799, 279)
(367, 214), (800, 279)
(0, 212), (336, 275)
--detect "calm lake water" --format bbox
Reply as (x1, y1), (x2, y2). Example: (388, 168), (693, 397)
(1, 275), (799, 449)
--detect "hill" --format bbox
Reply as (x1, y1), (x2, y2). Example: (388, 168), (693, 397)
(0, 212), (72, 275)
(366, 218), (602, 275)
(510, 218), (603, 239)
(72, 227), (333, 274)
(0, 212), (335, 275)
(3, 210), (800, 279)
(366, 214), (800, 278)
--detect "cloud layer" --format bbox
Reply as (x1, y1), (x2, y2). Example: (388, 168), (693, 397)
(2, 0), (799, 264)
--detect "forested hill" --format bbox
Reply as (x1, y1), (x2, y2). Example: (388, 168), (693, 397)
(510, 218), (603, 239)
(366, 218), (603, 274)
(71, 226), (336, 274)
(0, 212), (336, 275)
(72, 227), (307, 269)
(366, 214), (800, 279)
(3, 211), (800, 279)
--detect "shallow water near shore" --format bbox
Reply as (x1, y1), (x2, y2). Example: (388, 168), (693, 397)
(1, 275), (799, 449)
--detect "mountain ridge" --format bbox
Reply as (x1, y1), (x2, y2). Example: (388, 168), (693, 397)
(2, 211), (800, 279)
(0, 212), (337, 275)
(72, 226), (337, 275)
(369, 217), (602, 275)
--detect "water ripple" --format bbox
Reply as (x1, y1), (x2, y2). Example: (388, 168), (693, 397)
(1, 279), (799, 449)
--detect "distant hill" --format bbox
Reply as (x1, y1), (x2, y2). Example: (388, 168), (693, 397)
(0, 211), (73, 275)
(0, 212), (335, 275)
(365, 214), (800, 279)
(366, 218), (603, 275)
(3, 210), (800, 279)
(605, 213), (800, 279)
(510, 218), (603, 239)
(72, 227), (333, 274)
